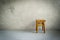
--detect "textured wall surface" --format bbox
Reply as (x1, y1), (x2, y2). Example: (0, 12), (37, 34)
(0, 0), (60, 30)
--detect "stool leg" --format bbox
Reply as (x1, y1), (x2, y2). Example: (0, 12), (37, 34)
(44, 25), (45, 33)
(42, 23), (45, 33)
(36, 23), (38, 33)
(42, 26), (44, 31)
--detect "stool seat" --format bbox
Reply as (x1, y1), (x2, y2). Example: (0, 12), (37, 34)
(36, 20), (46, 33)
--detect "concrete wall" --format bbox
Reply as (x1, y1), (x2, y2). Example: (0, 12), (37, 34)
(0, 0), (60, 30)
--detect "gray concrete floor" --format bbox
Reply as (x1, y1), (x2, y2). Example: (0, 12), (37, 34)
(0, 30), (60, 40)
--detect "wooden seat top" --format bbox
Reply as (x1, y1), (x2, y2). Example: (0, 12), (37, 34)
(36, 20), (46, 22)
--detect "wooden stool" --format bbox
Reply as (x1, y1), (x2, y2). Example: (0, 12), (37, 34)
(36, 20), (46, 33)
